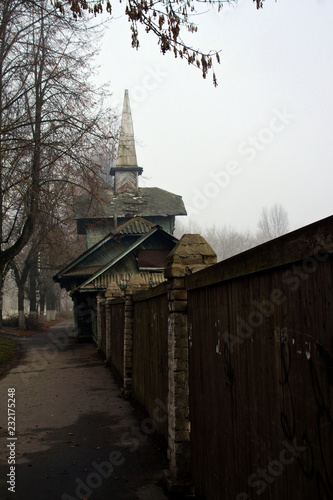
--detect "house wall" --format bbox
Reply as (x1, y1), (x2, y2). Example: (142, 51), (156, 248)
(86, 225), (112, 249)
(143, 216), (175, 234)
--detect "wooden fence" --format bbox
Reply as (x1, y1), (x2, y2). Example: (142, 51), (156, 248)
(186, 216), (333, 499)
(99, 282), (169, 443)
(98, 216), (333, 499)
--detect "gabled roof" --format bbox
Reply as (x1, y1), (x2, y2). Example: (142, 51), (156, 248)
(54, 217), (178, 285)
(78, 224), (178, 292)
(54, 217), (157, 281)
(77, 230), (159, 290)
(73, 187), (187, 220)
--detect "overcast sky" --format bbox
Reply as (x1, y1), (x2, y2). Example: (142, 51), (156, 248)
(95, 0), (333, 234)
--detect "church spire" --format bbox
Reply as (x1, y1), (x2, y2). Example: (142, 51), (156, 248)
(110, 90), (143, 193)
(117, 89), (138, 168)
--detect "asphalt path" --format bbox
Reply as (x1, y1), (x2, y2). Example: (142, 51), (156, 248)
(0, 320), (170, 500)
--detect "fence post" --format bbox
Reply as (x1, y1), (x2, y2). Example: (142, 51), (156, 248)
(164, 234), (217, 491)
(123, 275), (149, 391)
(105, 282), (123, 365)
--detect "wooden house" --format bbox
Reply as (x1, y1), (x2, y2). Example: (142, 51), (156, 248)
(54, 90), (186, 340)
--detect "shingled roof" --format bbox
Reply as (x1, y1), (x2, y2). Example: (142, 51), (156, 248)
(73, 187), (187, 220)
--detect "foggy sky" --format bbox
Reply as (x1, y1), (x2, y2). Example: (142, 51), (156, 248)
(96, 0), (333, 234)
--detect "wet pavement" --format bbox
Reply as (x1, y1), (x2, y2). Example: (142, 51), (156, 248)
(0, 320), (170, 500)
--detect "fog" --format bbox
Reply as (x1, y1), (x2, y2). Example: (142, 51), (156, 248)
(96, 0), (333, 234)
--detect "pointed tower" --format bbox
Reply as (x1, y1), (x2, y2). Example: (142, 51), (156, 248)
(110, 90), (143, 194)
(73, 89), (186, 247)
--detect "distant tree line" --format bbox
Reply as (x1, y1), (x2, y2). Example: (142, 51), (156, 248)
(175, 203), (289, 261)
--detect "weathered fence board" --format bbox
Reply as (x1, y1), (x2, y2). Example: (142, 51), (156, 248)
(187, 239), (333, 499)
(109, 299), (125, 383)
(132, 286), (169, 443)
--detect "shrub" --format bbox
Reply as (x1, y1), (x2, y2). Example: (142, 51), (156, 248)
(3, 313), (42, 331)
(25, 313), (42, 331)
(2, 315), (18, 328)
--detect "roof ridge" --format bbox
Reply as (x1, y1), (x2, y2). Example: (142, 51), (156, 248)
(113, 216), (156, 235)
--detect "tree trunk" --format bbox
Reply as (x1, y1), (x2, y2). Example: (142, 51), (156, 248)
(29, 254), (38, 314)
(0, 267), (4, 329)
(46, 283), (57, 321)
(0, 263), (11, 328)
(40, 289), (45, 320)
(18, 282), (26, 330)
(11, 259), (30, 331)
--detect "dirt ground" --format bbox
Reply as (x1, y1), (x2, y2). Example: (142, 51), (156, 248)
(1, 316), (68, 338)
(0, 320), (172, 500)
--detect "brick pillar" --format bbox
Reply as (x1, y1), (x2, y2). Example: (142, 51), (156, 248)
(123, 275), (148, 390)
(105, 282), (123, 365)
(164, 234), (217, 490)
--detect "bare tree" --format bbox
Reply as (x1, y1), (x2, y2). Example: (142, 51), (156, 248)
(175, 205), (289, 262)
(9, 169), (102, 328)
(175, 219), (257, 261)
(0, 0), (115, 325)
(10, 245), (36, 329)
(205, 225), (257, 261)
(257, 203), (290, 242)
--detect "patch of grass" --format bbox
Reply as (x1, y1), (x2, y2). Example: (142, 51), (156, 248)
(0, 338), (17, 374)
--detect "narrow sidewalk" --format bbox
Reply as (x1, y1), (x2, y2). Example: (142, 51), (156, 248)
(0, 320), (170, 500)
